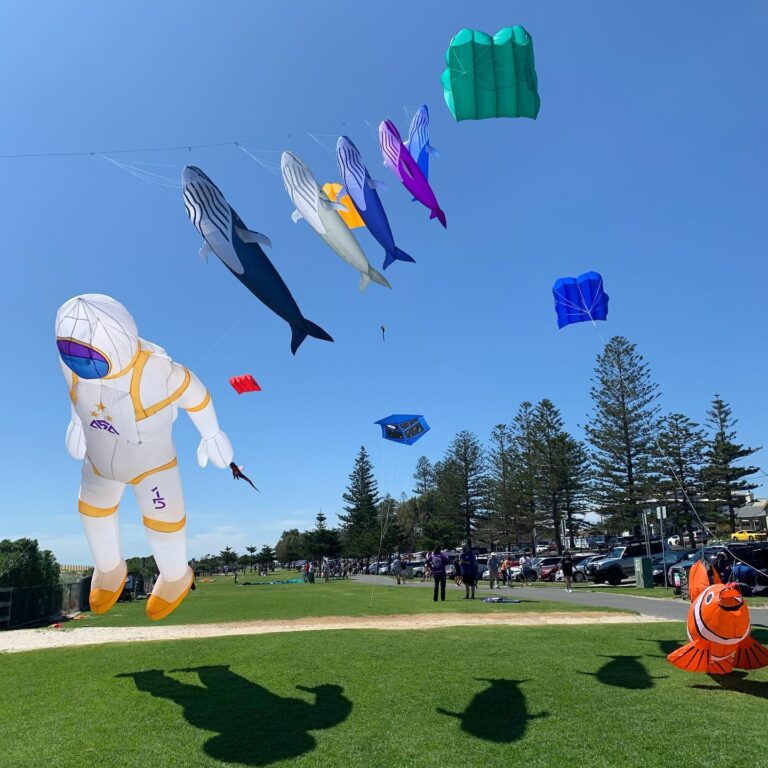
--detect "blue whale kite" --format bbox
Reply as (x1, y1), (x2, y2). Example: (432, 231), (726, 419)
(182, 165), (333, 354)
(336, 136), (415, 270)
(406, 105), (439, 180)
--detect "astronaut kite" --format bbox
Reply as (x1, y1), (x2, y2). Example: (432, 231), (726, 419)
(57, 294), (236, 621)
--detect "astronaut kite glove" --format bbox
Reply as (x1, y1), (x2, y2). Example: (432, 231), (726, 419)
(65, 409), (87, 460)
(196, 430), (234, 469)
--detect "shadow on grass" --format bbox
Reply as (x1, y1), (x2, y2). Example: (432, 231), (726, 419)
(580, 655), (666, 689)
(117, 665), (351, 766)
(438, 678), (546, 743)
(692, 671), (768, 700)
(640, 638), (683, 657)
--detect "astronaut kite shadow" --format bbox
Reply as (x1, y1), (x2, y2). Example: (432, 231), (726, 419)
(117, 665), (352, 766)
(579, 655), (667, 690)
(438, 679), (547, 743)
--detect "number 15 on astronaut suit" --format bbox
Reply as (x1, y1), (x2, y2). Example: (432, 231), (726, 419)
(56, 294), (235, 621)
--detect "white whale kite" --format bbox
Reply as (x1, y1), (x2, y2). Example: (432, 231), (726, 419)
(281, 151), (391, 292)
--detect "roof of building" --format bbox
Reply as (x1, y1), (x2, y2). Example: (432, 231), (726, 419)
(736, 500), (768, 519)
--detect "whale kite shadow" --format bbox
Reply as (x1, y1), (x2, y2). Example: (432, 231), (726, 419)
(438, 678), (547, 743)
(579, 655), (666, 690)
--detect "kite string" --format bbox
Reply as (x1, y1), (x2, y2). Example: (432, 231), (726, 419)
(585, 312), (768, 581)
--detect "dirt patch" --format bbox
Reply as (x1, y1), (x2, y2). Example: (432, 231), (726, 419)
(0, 611), (663, 654)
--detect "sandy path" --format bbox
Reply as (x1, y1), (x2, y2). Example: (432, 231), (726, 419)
(0, 611), (662, 654)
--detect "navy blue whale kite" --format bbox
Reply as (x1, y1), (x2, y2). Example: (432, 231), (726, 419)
(182, 165), (333, 354)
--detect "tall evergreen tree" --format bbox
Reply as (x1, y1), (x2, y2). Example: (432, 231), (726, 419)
(509, 402), (540, 548)
(339, 446), (380, 560)
(703, 396), (761, 532)
(532, 399), (568, 554)
(303, 512), (343, 560)
(485, 424), (519, 549)
(559, 435), (591, 548)
(410, 459), (462, 549)
(656, 413), (707, 542)
(585, 336), (660, 533)
(438, 431), (487, 549)
(413, 456), (436, 495)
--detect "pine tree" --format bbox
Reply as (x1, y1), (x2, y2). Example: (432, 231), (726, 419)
(703, 395), (761, 532)
(532, 399), (567, 554)
(509, 402), (540, 549)
(585, 336), (660, 534)
(339, 446), (380, 560)
(656, 413), (707, 542)
(438, 431), (487, 549)
(411, 458), (462, 550)
(485, 424), (519, 549)
(303, 512), (343, 560)
(560, 435), (591, 548)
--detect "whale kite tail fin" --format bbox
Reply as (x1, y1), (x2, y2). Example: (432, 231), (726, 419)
(383, 247), (416, 270)
(291, 318), (334, 355)
(366, 265), (392, 290)
(430, 207), (447, 229)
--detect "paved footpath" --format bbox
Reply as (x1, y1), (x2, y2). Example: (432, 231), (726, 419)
(354, 574), (768, 624)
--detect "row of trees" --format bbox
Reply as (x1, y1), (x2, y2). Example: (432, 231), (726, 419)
(283, 336), (761, 560)
(194, 545), (276, 574)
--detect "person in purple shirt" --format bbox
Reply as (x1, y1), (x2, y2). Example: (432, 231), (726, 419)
(429, 548), (450, 602)
(459, 545), (476, 599)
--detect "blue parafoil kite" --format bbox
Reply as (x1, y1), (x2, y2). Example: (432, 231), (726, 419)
(375, 414), (430, 445)
(552, 272), (608, 329)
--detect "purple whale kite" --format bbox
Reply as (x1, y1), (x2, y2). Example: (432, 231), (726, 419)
(379, 119), (447, 229)
(336, 136), (415, 270)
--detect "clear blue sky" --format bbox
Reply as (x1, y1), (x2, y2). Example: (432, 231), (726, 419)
(1, 1), (766, 563)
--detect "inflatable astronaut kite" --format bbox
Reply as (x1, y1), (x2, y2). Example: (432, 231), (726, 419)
(56, 294), (234, 620)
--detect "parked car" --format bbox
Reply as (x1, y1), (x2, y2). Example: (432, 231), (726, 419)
(668, 543), (768, 591)
(593, 541), (666, 585)
(732, 530), (768, 542)
(408, 560), (426, 578)
(534, 556), (562, 581)
(554, 553), (600, 582)
(650, 550), (691, 585)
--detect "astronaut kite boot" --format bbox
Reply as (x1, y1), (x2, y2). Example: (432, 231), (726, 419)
(89, 560), (128, 614)
(146, 566), (195, 621)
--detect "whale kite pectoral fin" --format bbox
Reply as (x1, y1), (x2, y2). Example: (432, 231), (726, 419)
(321, 198), (348, 213)
(428, 144), (440, 158)
(367, 179), (388, 192)
(235, 226), (272, 249)
(291, 209), (303, 224)
(199, 241), (212, 262)
(358, 273), (371, 293)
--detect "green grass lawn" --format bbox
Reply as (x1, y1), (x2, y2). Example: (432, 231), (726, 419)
(65, 577), (602, 629)
(518, 581), (768, 605)
(3, 622), (768, 767)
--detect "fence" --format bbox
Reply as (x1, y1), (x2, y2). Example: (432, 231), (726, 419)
(0, 578), (92, 630)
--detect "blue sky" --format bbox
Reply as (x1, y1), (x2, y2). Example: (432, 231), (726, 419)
(1, 1), (766, 564)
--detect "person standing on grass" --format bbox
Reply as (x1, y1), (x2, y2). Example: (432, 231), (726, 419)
(391, 556), (403, 585)
(561, 550), (574, 593)
(322, 560), (330, 583)
(460, 545), (476, 599)
(454, 554), (463, 586)
(519, 554), (531, 587)
(429, 548), (449, 602)
(423, 559), (431, 582)
(308, 560), (315, 584)
(488, 553), (501, 590)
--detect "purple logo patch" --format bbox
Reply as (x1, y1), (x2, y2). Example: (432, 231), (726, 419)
(90, 419), (119, 435)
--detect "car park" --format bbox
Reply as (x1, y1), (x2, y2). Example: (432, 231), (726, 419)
(593, 541), (666, 585)
(650, 550), (691, 585)
(554, 553), (600, 582)
(534, 556), (562, 581)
